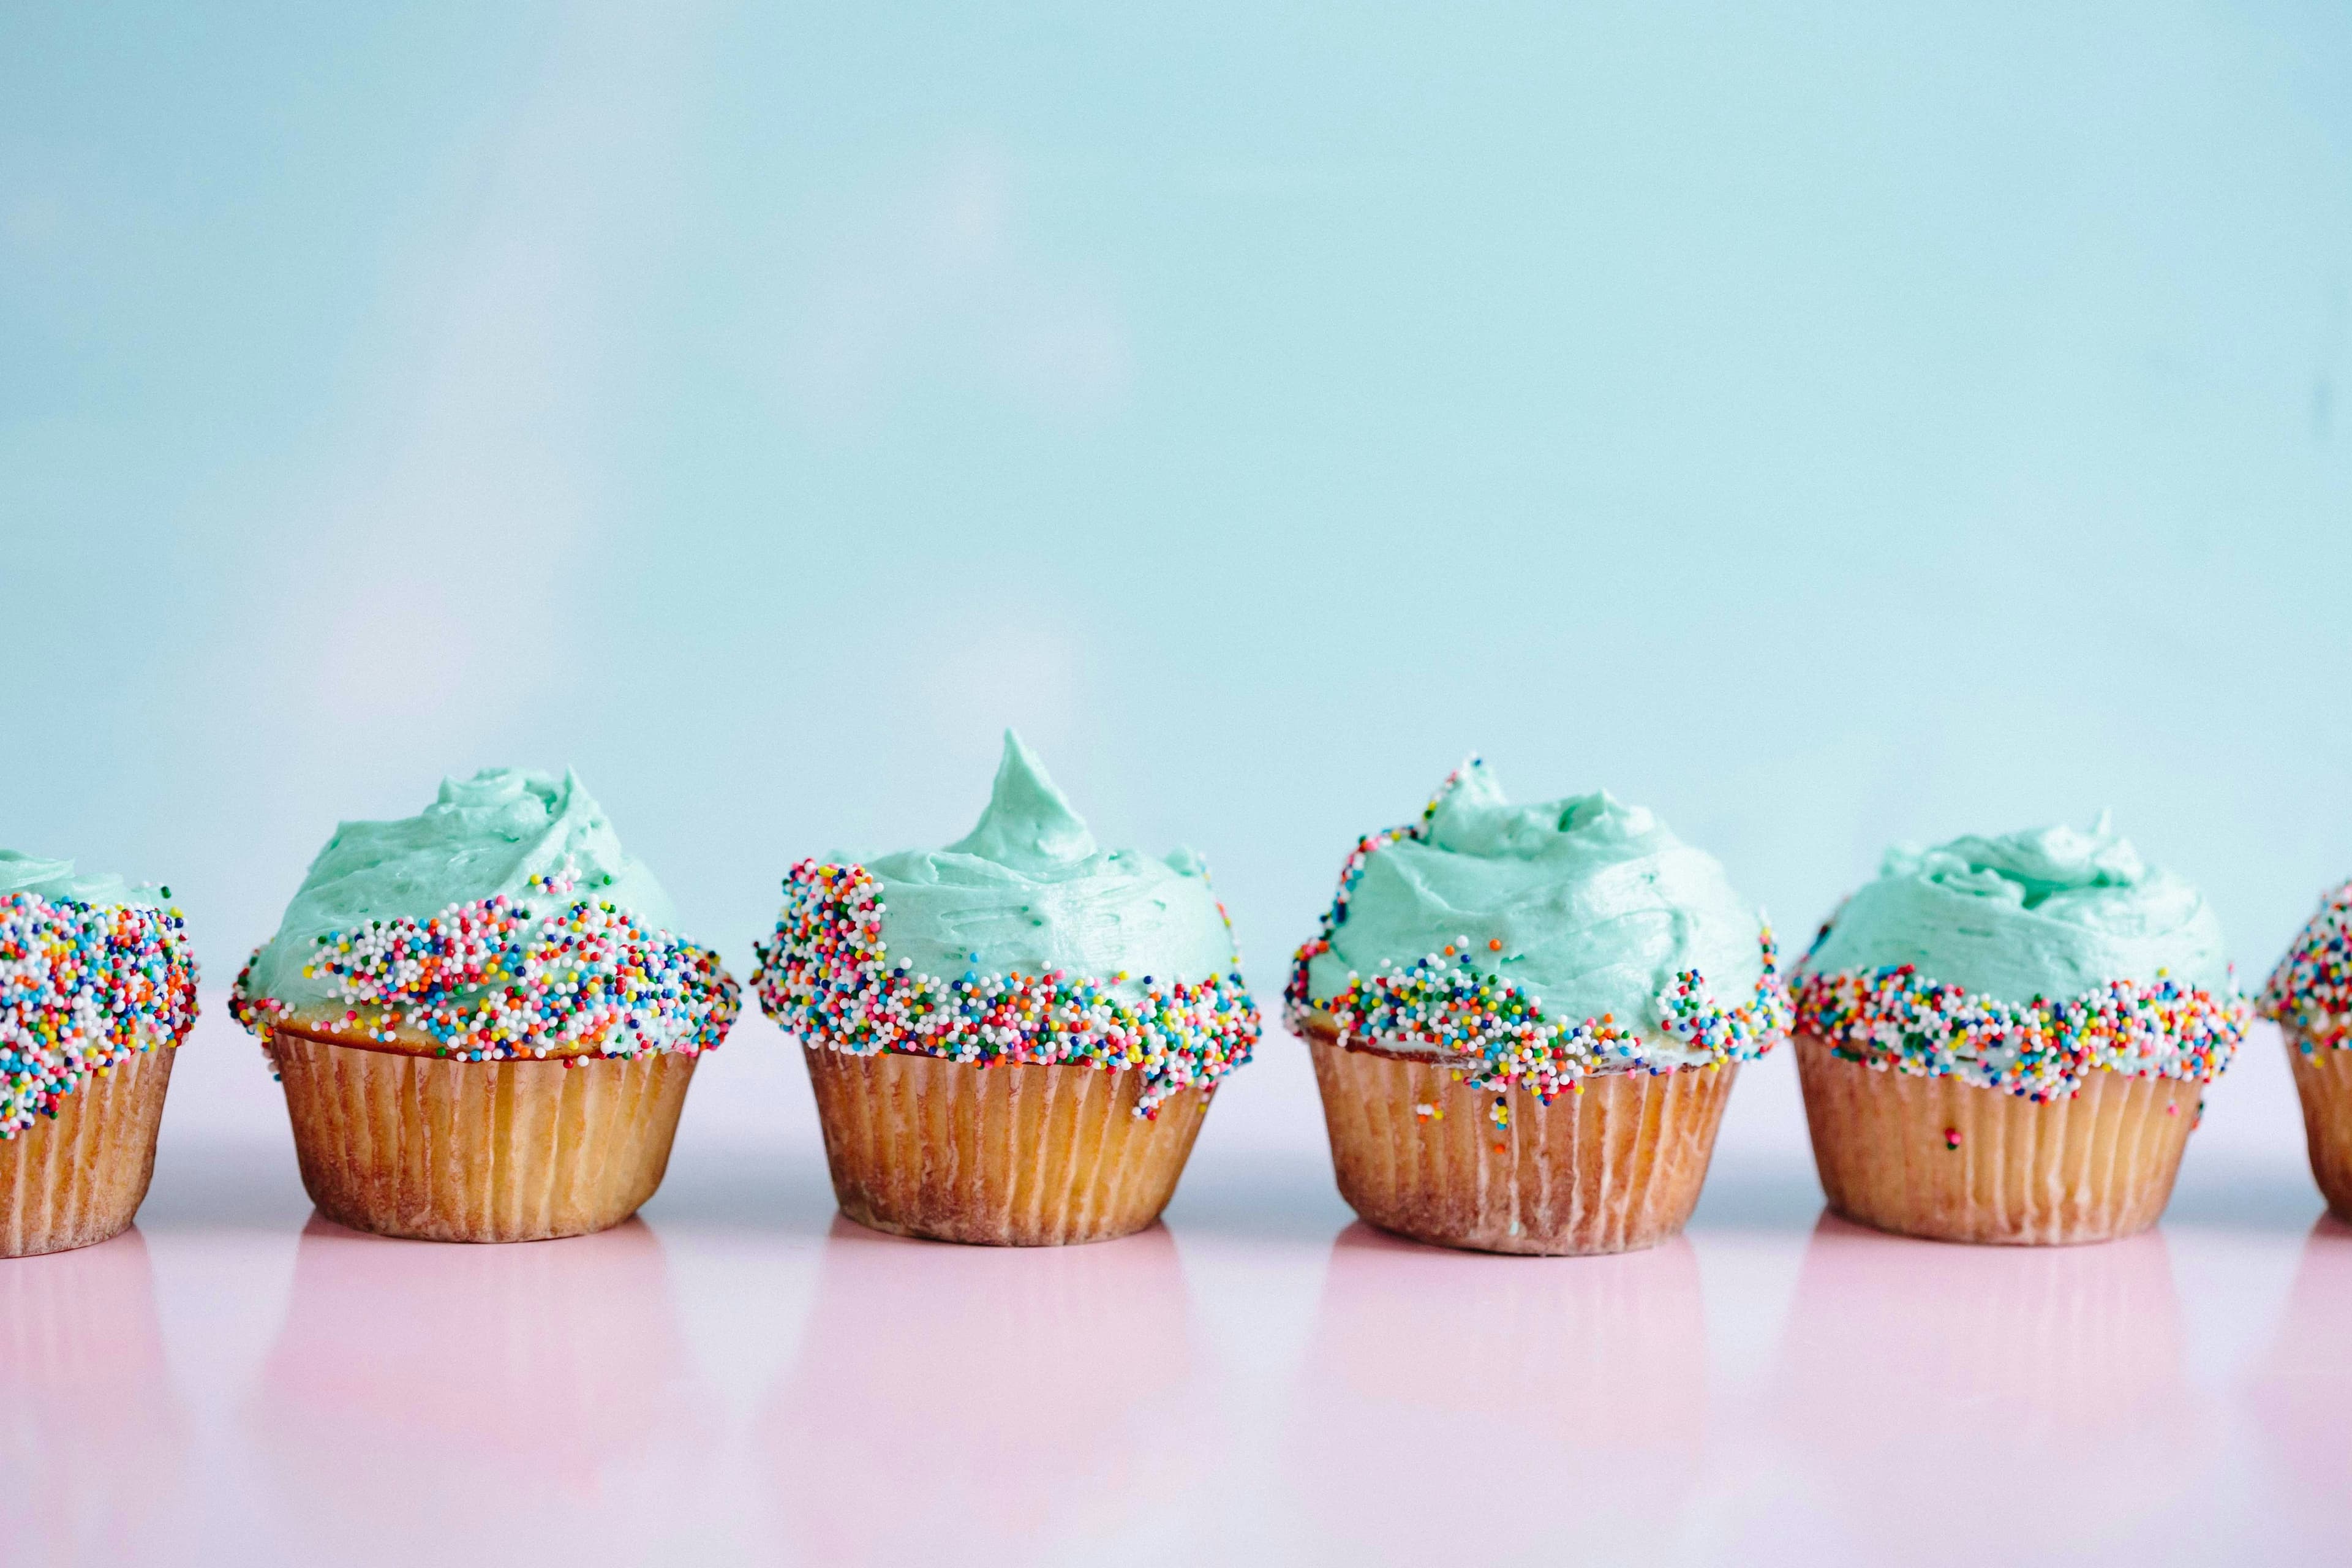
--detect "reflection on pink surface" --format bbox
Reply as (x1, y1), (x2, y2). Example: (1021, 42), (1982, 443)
(763, 1217), (1206, 1563)
(247, 1217), (708, 1564)
(2247, 1217), (2352, 1547)
(1291, 1223), (1707, 1558)
(0, 1229), (187, 1566)
(1760, 1216), (2208, 1565)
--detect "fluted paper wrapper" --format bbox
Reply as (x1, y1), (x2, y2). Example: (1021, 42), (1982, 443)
(0, 1042), (175, 1258)
(1795, 1032), (2198, 1245)
(1303, 1022), (1734, 1256)
(2286, 1031), (2352, 1220)
(802, 1046), (1212, 1246)
(271, 1027), (693, 1243)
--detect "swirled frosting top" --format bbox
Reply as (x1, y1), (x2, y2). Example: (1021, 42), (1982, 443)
(1299, 760), (1767, 1041)
(242, 767), (687, 1012)
(1801, 815), (2230, 1003)
(0, 849), (168, 910)
(864, 731), (1239, 993)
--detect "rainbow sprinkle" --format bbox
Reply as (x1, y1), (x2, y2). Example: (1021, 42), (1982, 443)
(229, 868), (737, 1065)
(1792, 963), (2246, 1100)
(1285, 760), (1791, 1098)
(2261, 878), (2352, 1050)
(752, 859), (1261, 1118)
(1, 891), (198, 1140)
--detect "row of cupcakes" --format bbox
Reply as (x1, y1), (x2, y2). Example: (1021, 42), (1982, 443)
(6, 731), (2351, 1257)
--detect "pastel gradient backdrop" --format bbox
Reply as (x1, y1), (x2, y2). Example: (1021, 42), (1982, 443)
(6, 4), (2350, 1077)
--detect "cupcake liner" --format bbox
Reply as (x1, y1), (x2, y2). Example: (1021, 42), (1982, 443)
(1795, 1032), (2198, 1245)
(1302, 1022), (1735, 1256)
(270, 1026), (694, 1243)
(801, 1046), (1212, 1246)
(1, 1040), (176, 1259)
(2285, 1031), (2352, 1220)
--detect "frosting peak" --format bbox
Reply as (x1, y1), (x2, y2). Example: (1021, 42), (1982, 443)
(435, 767), (568, 818)
(862, 733), (1238, 993)
(1896, 812), (2148, 910)
(945, 732), (1097, 871)
(1420, 763), (1657, 859)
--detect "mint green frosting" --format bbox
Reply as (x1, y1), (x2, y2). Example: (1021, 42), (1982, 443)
(0, 850), (167, 910)
(1303, 762), (1766, 1046)
(1802, 814), (2231, 1004)
(245, 768), (683, 1012)
(864, 732), (1238, 994)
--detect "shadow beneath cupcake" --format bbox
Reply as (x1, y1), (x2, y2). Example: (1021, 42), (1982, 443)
(1683, 1159), (1830, 1231)
(0, 1228), (190, 1561)
(760, 1215), (1212, 1562)
(1156, 1145), (1357, 1243)
(2155, 1155), (2326, 1232)
(132, 1137), (315, 1234)
(631, 1140), (842, 1237)
(243, 1215), (713, 1564)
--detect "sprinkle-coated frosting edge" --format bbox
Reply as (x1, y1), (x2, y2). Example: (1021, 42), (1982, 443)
(752, 859), (1261, 1119)
(1792, 960), (2248, 1101)
(2, 891), (200, 1140)
(2261, 878), (2352, 1052)
(229, 867), (739, 1071)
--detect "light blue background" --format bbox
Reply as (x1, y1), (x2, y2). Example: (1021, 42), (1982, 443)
(5, 2), (2349, 995)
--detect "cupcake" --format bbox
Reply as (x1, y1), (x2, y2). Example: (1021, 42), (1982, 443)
(1286, 759), (1787, 1256)
(2259, 880), (2352, 1218)
(230, 769), (739, 1243)
(755, 732), (1259, 1246)
(0, 851), (197, 1256)
(1792, 815), (2245, 1245)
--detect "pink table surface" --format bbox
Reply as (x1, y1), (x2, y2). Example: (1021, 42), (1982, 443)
(4, 1005), (2346, 1566)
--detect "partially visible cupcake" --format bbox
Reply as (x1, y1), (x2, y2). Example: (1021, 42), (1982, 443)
(231, 769), (738, 1243)
(2260, 880), (2352, 1218)
(1287, 759), (1787, 1256)
(1793, 815), (2245, 1245)
(1, 850), (197, 1256)
(755, 731), (1259, 1246)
